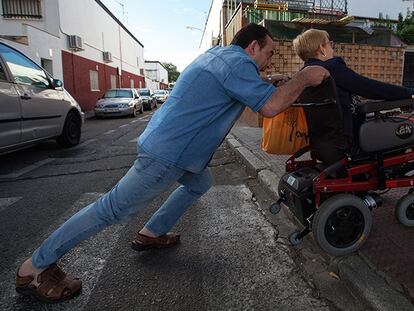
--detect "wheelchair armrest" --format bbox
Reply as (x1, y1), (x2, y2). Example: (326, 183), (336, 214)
(292, 98), (336, 107)
(359, 98), (414, 113)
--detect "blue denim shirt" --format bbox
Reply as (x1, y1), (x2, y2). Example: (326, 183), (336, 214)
(138, 45), (275, 173)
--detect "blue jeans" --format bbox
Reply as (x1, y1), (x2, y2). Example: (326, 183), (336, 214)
(32, 152), (213, 269)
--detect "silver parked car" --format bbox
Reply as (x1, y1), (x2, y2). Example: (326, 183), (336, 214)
(0, 40), (84, 154)
(153, 89), (168, 104)
(94, 88), (143, 118)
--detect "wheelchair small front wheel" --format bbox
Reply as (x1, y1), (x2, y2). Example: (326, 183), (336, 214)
(289, 230), (303, 246)
(395, 194), (414, 227)
(269, 202), (281, 215)
(312, 194), (372, 256)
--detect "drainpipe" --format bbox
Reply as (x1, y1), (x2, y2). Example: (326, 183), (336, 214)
(118, 24), (123, 87)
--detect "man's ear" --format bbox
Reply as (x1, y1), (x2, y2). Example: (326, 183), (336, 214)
(245, 40), (259, 57)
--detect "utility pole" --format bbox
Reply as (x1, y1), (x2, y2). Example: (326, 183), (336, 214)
(111, 0), (128, 24)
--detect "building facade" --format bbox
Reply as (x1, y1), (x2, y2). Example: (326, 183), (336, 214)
(0, 0), (146, 112)
(144, 61), (169, 89)
(201, 1), (412, 127)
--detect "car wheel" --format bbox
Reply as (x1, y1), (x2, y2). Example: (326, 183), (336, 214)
(57, 111), (81, 147)
(131, 105), (138, 118)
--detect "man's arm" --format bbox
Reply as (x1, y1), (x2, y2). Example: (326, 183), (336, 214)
(259, 66), (330, 117)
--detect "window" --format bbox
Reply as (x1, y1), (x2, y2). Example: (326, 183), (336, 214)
(89, 70), (99, 91)
(130, 79), (134, 88)
(110, 74), (117, 89)
(0, 43), (50, 88)
(1, 0), (42, 19)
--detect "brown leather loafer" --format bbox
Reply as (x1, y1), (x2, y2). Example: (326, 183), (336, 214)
(131, 232), (180, 251)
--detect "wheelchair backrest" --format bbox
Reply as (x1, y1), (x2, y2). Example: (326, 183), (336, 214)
(296, 77), (349, 164)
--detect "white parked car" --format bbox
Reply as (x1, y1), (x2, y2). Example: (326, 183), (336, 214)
(0, 40), (84, 154)
(153, 89), (169, 104)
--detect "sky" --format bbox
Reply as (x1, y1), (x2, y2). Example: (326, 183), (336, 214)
(100, 0), (413, 72)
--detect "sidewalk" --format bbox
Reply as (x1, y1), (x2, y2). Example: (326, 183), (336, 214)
(227, 125), (414, 310)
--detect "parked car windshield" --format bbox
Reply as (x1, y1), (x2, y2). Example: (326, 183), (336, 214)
(138, 89), (151, 96)
(104, 89), (133, 98)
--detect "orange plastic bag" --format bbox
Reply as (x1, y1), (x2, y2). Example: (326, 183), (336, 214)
(261, 107), (309, 155)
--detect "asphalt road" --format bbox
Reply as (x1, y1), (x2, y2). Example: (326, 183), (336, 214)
(0, 109), (341, 310)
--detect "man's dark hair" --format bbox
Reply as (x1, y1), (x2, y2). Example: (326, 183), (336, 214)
(230, 23), (272, 49)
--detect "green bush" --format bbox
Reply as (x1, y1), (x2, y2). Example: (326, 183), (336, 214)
(397, 11), (414, 44)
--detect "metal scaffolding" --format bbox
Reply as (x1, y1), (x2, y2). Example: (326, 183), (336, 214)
(255, 0), (347, 15)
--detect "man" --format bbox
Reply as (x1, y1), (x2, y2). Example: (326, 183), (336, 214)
(16, 23), (329, 303)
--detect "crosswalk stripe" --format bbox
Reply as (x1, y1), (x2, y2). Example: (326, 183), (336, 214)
(0, 197), (22, 212)
(119, 124), (129, 128)
(0, 192), (129, 310)
(0, 158), (54, 181)
(129, 138), (137, 143)
(104, 129), (116, 135)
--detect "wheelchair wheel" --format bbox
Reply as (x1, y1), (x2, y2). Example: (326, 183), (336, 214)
(269, 202), (281, 215)
(289, 230), (303, 246)
(312, 194), (372, 256)
(395, 194), (414, 227)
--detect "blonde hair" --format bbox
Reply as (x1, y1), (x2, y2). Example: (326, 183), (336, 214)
(293, 29), (329, 61)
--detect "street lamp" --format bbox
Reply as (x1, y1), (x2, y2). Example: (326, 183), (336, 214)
(186, 26), (203, 32)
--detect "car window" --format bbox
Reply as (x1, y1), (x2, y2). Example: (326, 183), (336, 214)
(0, 43), (50, 88)
(138, 89), (150, 96)
(103, 89), (133, 98)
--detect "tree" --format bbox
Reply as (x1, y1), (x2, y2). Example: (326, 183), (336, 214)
(162, 62), (180, 83)
(397, 10), (414, 44)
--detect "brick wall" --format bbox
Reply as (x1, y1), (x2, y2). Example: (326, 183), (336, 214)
(238, 40), (406, 127)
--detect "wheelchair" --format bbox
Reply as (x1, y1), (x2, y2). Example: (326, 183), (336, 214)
(270, 77), (414, 256)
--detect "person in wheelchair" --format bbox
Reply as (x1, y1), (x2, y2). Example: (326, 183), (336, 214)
(292, 29), (414, 165)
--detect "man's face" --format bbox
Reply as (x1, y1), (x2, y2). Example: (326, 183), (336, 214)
(254, 35), (274, 71)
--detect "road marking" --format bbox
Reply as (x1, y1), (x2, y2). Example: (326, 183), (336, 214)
(130, 120), (140, 123)
(73, 139), (97, 149)
(0, 158), (54, 180)
(0, 192), (128, 310)
(104, 129), (116, 135)
(119, 124), (129, 128)
(0, 197), (22, 212)
(129, 138), (137, 143)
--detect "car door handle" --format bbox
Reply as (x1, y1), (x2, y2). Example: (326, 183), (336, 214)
(20, 94), (32, 100)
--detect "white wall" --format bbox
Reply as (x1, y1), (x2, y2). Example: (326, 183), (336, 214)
(144, 61), (168, 85)
(199, 0), (223, 52)
(0, 0), (145, 80)
(0, 0), (60, 37)
(144, 77), (159, 90)
(58, 0), (144, 76)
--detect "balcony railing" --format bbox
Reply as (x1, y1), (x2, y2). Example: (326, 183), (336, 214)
(1, 0), (42, 19)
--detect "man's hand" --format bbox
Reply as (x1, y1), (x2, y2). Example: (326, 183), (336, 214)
(259, 66), (330, 118)
(294, 66), (330, 87)
(263, 73), (290, 85)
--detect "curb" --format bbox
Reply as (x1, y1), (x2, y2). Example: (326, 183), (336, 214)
(225, 134), (413, 310)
